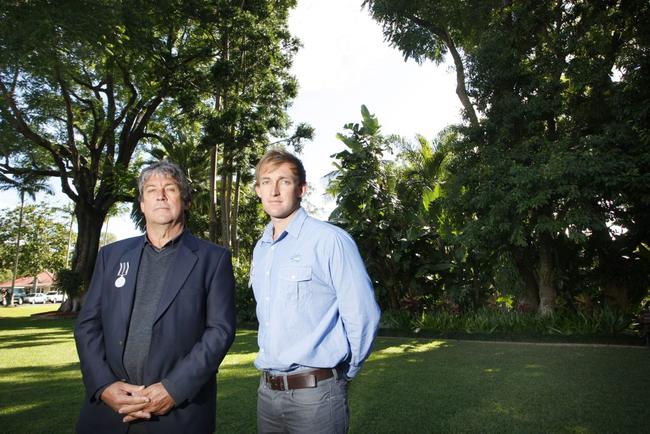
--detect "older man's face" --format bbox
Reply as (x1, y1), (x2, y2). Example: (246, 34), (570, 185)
(140, 173), (186, 227)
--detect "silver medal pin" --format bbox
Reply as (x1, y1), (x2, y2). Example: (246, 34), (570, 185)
(114, 262), (129, 288)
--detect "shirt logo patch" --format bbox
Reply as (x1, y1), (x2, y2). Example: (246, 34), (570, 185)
(290, 254), (301, 263)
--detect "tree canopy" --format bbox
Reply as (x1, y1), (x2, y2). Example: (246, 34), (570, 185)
(0, 0), (301, 311)
(364, 0), (650, 314)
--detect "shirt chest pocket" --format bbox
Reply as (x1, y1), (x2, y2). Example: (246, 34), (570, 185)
(279, 266), (312, 307)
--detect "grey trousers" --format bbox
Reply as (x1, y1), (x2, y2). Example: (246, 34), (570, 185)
(257, 374), (349, 434)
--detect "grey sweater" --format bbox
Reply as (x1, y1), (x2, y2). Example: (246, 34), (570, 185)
(123, 240), (180, 400)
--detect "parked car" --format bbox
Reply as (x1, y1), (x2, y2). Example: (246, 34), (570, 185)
(11, 288), (27, 305)
(45, 291), (65, 303)
(24, 292), (48, 304)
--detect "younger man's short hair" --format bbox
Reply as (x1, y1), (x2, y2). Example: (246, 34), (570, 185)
(255, 149), (306, 186)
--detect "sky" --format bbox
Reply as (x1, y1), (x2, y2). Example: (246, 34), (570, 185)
(289, 1), (461, 213)
(0, 0), (462, 240)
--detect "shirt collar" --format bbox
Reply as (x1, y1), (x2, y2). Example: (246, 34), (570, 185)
(261, 207), (308, 244)
(145, 228), (185, 251)
(285, 207), (308, 238)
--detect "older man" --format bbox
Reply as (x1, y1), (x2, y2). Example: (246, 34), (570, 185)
(75, 160), (236, 433)
(251, 150), (381, 433)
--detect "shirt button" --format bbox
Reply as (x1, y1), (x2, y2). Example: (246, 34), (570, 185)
(265, 297), (270, 301)
(291, 275), (295, 279)
(271, 246), (276, 250)
(266, 271), (270, 276)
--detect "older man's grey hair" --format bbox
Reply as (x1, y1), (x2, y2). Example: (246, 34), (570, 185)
(138, 160), (192, 206)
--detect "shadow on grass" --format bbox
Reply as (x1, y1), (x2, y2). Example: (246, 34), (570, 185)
(0, 318), (73, 348)
(351, 337), (650, 433)
(0, 363), (84, 433)
(3, 316), (649, 434)
(216, 334), (650, 433)
(0, 361), (80, 377)
(0, 337), (74, 350)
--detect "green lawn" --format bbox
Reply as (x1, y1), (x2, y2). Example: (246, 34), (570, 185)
(1, 305), (648, 433)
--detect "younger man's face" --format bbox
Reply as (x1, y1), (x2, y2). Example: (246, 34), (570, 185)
(255, 162), (306, 220)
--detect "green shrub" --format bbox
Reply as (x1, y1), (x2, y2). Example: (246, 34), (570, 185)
(232, 257), (256, 322)
(385, 306), (636, 337)
(380, 310), (413, 329)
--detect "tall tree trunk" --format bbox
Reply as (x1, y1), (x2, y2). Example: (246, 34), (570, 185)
(59, 204), (105, 312)
(230, 169), (241, 257)
(209, 144), (219, 243)
(65, 209), (75, 268)
(444, 32), (479, 129)
(32, 225), (40, 294)
(220, 157), (232, 249)
(8, 193), (25, 307)
(536, 234), (556, 316)
(513, 251), (540, 312)
(408, 16), (479, 128)
(210, 30), (230, 245)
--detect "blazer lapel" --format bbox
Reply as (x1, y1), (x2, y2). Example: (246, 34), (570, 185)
(153, 232), (198, 323)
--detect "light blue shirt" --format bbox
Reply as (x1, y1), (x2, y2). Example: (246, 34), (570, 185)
(250, 207), (381, 378)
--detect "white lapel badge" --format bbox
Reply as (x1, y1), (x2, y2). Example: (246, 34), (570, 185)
(115, 262), (129, 288)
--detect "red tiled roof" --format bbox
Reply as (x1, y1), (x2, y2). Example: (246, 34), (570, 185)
(0, 271), (56, 288)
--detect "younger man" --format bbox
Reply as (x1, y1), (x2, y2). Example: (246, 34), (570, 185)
(251, 150), (381, 433)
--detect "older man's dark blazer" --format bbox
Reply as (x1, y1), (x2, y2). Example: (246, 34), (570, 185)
(74, 231), (236, 434)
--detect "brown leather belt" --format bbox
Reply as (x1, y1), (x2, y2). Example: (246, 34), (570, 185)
(263, 368), (337, 391)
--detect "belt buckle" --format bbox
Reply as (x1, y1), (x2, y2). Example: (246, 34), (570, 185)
(276, 376), (286, 391)
(266, 373), (286, 391)
(301, 374), (317, 388)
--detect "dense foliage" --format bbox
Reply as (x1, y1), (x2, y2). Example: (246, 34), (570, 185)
(1, 1), (648, 323)
(361, 0), (650, 316)
(328, 106), (450, 311)
(0, 0), (301, 311)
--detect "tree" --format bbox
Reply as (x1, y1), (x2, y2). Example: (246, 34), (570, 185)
(0, 1), (251, 310)
(0, 203), (69, 288)
(100, 203), (128, 248)
(0, 173), (52, 306)
(329, 106), (450, 310)
(366, 1), (650, 314)
(128, 1), (305, 256)
(198, 0), (301, 250)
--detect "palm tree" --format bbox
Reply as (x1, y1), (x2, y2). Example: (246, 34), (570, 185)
(56, 203), (75, 268)
(0, 174), (52, 306)
(100, 203), (128, 247)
